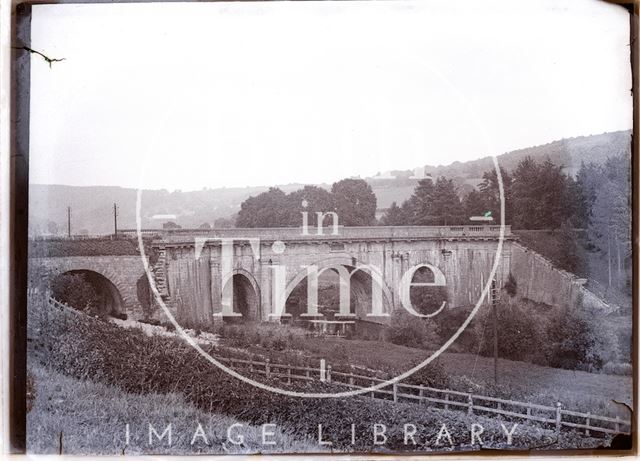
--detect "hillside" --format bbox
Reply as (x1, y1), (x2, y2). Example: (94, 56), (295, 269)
(425, 129), (630, 179)
(29, 130), (631, 234)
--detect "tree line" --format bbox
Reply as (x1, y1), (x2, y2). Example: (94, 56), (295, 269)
(237, 154), (630, 232)
(236, 178), (377, 227)
(236, 154), (630, 291)
(382, 157), (595, 229)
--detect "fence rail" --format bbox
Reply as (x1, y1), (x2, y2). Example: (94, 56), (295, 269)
(210, 345), (631, 437)
(45, 296), (631, 437)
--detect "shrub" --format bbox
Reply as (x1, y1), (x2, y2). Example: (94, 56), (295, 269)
(409, 285), (448, 316)
(433, 307), (478, 353)
(221, 322), (309, 351)
(347, 321), (384, 342)
(50, 273), (100, 314)
(546, 308), (620, 371)
(383, 310), (438, 349)
(402, 358), (449, 389)
(475, 298), (550, 364)
(475, 296), (622, 372)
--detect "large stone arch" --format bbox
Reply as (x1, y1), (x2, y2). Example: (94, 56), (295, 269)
(54, 269), (125, 315)
(221, 268), (261, 321)
(283, 256), (393, 323)
(36, 256), (147, 318)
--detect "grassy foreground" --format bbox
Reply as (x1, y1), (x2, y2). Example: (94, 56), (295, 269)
(27, 364), (317, 455)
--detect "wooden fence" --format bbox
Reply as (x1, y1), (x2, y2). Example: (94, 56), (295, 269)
(46, 297), (632, 437)
(214, 355), (631, 436)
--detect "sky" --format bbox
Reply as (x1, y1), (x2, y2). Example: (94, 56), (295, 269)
(29, 0), (632, 191)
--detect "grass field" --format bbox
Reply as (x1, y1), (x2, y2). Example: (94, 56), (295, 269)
(27, 364), (317, 455)
(219, 335), (632, 419)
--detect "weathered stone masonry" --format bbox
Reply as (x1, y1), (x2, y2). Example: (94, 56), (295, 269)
(34, 225), (613, 327)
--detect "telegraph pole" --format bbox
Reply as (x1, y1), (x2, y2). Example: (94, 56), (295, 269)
(491, 278), (498, 385)
(67, 206), (71, 238)
(113, 203), (118, 238)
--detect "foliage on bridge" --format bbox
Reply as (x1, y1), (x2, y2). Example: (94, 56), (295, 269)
(29, 238), (142, 258)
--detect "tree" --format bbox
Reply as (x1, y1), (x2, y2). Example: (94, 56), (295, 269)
(286, 185), (336, 227)
(408, 178), (435, 225)
(331, 178), (377, 226)
(380, 202), (408, 226)
(431, 177), (464, 225)
(479, 166), (513, 224)
(162, 221), (182, 229)
(408, 177), (464, 225)
(588, 156), (631, 290)
(510, 157), (568, 229)
(462, 190), (487, 221)
(576, 160), (603, 224)
(198, 222), (211, 229)
(235, 188), (290, 227)
(213, 217), (235, 228)
(556, 219), (586, 274)
(562, 175), (586, 228)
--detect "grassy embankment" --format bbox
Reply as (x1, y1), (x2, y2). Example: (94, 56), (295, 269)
(27, 364), (315, 455)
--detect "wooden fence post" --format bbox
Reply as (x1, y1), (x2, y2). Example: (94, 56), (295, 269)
(393, 384), (398, 403)
(326, 365), (332, 383)
(444, 393), (449, 411)
(349, 375), (354, 386)
(584, 411), (591, 437)
(287, 366), (292, 384)
(265, 359), (271, 379)
(419, 386), (424, 404)
(467, 395), (473, 416)
(555, 402), (562, 434)
(615, 416), (620, 433)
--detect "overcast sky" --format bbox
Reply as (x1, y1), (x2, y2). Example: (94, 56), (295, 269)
(29, 0), (632, 191)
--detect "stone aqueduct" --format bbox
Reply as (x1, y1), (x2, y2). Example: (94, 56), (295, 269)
(33, 225), (606, 328)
